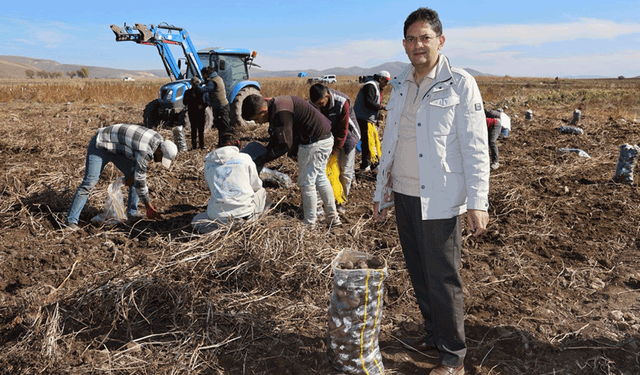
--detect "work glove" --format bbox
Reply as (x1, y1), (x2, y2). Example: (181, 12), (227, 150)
(146, 205), (161, 220)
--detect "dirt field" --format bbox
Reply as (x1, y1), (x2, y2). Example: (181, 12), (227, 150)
(1, 78), (639, 375)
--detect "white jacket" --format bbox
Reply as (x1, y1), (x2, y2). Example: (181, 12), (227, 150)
(373, 55), (490, 220)
(204, 146), (262, 220)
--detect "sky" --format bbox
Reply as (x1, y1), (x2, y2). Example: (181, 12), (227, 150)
(2, 0), (640, 78)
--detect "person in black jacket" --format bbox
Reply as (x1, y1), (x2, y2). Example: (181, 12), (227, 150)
(185, 67), (233, 150)
(353, 70), (390, 171)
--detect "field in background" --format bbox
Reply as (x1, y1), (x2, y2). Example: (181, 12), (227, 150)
(1, 76), (639, 374)
(2, 76), (638, 119)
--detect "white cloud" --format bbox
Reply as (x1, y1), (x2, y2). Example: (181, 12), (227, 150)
(443, 19), (640, 77)
(256, 18), (640, 77)
(446, 18), (640, 47)
(258, 39), (402, 71)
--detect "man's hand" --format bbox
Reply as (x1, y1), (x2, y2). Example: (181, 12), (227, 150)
(124, 175), (134, 188)
(373, 202), (388, 222)
(466, 209), (488, 237)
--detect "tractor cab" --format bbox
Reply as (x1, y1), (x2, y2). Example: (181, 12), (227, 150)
(197, 48), (259, 104)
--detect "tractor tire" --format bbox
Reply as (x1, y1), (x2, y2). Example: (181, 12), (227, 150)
(230, 86), (260, 127)
(142, 99), (162, 129)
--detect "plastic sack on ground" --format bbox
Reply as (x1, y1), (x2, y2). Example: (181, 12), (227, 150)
(327, 249), (387, 375)
(558, 147), (590, 158)
(326, 153), (346, 204)
(560, 125), (584, 135)
(91, 177), (127, 225)
(260, 167), (292, 188)
(613, 143), (639, 185)
(173, 126), (188, 152)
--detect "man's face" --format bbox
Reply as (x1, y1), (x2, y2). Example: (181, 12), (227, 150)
(153, 147), (163, 163)
(312, 94), (330, 110)
(250, 105), (269, 124)
(403, 21), (445, 71)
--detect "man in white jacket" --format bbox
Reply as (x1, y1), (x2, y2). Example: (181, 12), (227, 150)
(372, 7), (490, 375)
(191, 139), (268, 233)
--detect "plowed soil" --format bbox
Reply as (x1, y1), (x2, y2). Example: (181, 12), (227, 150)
(0, 78), (639, 375)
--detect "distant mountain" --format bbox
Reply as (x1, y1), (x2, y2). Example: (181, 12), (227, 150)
(251, 61), (414, 79)
(0, 55), (165, 80)
(0, 55), (493, 80)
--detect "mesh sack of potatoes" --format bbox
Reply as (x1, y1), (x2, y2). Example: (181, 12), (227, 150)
(327, 249), (387, 375)
(613, 143), (640, 184)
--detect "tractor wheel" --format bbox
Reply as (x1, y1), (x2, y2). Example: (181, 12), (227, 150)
(142, 100), (162, 128)
(230, 86), (260, 127)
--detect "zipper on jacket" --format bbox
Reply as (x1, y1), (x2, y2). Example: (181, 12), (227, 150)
(421, 77), (452, 102)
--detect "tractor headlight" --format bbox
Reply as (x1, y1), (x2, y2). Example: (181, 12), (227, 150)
(162, 89), (174, 100)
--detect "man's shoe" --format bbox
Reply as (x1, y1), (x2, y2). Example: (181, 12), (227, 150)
(63, 222), (80, 232)
(490, 162), (500, 170)
(336, 204), (346, 214)
(127, 212), (145, 222)
(399, 335), (437, 352)
(429, 364), (464, 375)
(325, 215), (342, 227)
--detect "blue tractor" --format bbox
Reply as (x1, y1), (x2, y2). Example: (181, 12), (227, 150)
(110, 22), (261, 129)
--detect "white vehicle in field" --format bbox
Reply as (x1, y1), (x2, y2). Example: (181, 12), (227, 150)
(320, 74), (336, 83)
(122, 76), (135, 81)
(307, 74), (337, 84)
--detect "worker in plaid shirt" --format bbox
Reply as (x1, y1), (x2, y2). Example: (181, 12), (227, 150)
(65, 124), (177, 230)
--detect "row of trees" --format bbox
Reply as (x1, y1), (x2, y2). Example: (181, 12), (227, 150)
(25, 67), (89, 79)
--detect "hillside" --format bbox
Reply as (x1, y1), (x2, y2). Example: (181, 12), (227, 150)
(0, 55), (165, 80)
(0, 55), (493, 81)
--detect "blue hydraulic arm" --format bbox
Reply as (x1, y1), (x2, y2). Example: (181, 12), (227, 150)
(110, 22), (204, 81)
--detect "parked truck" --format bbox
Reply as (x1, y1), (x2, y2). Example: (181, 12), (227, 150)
(110, 22), (261, 129)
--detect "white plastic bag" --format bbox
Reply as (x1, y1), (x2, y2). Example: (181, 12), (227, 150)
(91, 177), (127, 225)
(260, 167), (292, 188)
(499, 111), (511, 131)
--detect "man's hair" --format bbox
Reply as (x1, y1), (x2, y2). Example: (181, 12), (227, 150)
(404, 7), (442, 38)
(309, 83), (329, 103)
(241, 94), (266, 121)
(201, 66), (215, 80)
(217, 131), (239, 148)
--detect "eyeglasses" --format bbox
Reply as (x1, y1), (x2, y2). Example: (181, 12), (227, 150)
(404, 34), (438, 44)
